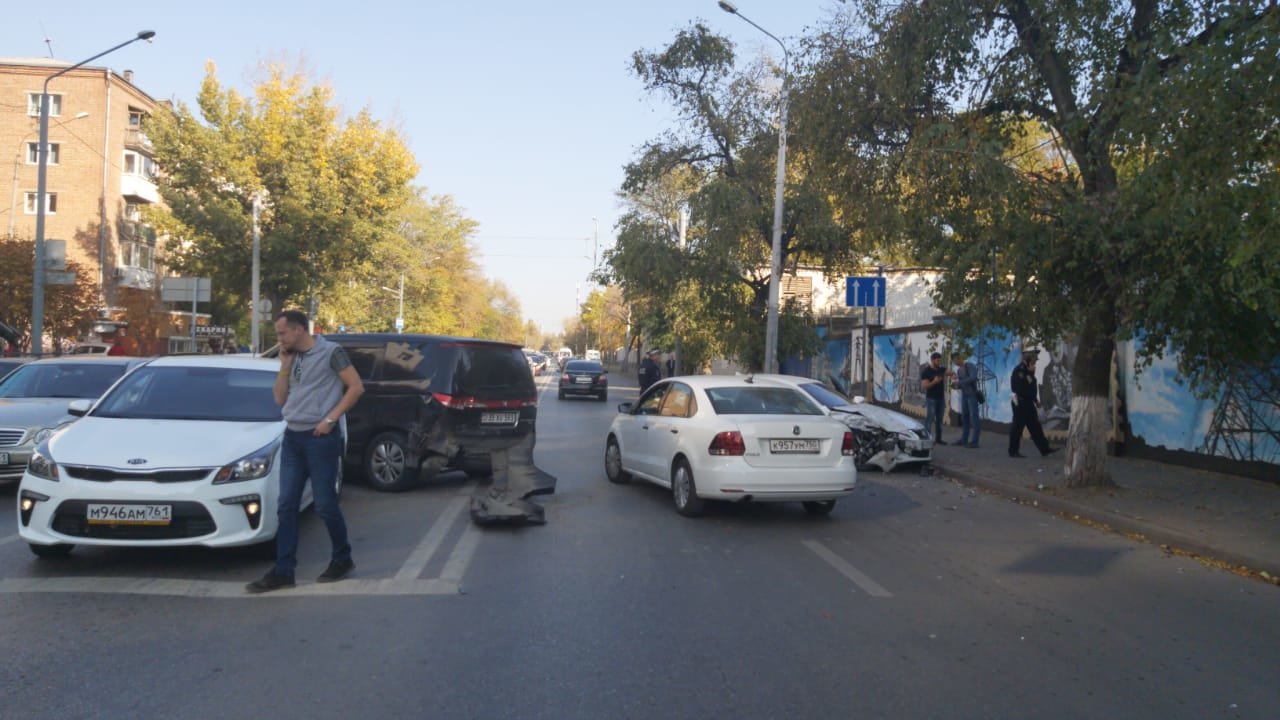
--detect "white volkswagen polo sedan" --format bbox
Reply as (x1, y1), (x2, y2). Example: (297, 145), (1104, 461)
(604, 375), (857, 517)
(17, 355), (325, 558)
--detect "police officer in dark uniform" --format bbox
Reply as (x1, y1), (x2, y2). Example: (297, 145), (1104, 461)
(1009, 349), (1056, 458)
(639, 349), (663, 394)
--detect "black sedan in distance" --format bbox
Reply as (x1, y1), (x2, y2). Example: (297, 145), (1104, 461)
(558, 360), (608, 401)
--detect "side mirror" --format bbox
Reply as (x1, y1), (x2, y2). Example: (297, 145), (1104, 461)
(67, 399), (93, 417)
(617, 401), (633, 414)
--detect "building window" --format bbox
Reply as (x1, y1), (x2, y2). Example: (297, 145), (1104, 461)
(128, 109), (145, 127)
(27, 92), (62, 117)
(23, 192), (58, 214)
(124, 202), (142, 222)
(123, 151), (156, 179)
(25, 142), (60, 165)
(122, 241), (155, 271)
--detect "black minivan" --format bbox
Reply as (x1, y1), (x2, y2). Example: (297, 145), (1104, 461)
(326, 334), (537, 492)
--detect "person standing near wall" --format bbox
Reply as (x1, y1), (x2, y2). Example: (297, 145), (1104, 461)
(1009, 349), (1056, 458)
(950, 351), (981, 448)
(639, 349), (662, 394)
(920, 352), (947, 444)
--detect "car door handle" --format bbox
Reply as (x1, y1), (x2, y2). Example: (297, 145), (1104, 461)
(669, 428), (678, 434)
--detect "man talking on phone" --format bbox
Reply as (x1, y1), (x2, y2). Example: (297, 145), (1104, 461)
(247, 310), (364, 593)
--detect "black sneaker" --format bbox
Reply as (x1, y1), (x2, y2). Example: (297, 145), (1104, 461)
(245, 571), (295, 594)
(1009, 452), (1026, 458)
(935, 439), (948, 445)
(317, 559), (355, 583)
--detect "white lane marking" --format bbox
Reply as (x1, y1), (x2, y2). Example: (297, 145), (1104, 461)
(439, 521), (482, 586)
(803, 540), (893, 598)
(0, 576), (460, 598)
(0, 534), (18, 547)
(393, 482), (475, 581)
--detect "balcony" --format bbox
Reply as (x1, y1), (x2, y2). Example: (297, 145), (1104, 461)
(124, 128), (152, 151)
(120, 172), (159, 204)
(116, 265), (156, 290)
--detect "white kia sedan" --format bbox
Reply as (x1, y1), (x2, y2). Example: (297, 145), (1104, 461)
(604, 375), (857, 517)
(17, 355), (326, 558)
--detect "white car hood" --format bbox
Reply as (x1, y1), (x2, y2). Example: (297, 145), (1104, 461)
(831, 403), (923, 433)
(48, 416), (284, 470)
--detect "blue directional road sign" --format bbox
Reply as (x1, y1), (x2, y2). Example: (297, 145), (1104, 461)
(846, 276), (886, 308)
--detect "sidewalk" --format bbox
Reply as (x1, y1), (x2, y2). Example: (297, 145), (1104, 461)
(925, 429), (1280, 583)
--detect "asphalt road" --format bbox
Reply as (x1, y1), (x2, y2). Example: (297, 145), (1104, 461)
(0, 373), (1276, 719)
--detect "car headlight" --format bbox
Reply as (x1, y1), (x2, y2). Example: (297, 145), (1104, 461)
(28, 442), (59, 481)
(212, 439), (281, 484)
(31, 422), (73, 445)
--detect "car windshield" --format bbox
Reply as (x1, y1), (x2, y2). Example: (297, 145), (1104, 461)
(565, 361), (603, 372)
(705, 386), (824, 415)
(92, 366), (282, 422)
(0, 362), (128, 399)
(798, 382), (851, 409)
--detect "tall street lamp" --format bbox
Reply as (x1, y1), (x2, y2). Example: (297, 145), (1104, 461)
(382, 273), (405, 333)
(718, 1), (788, 374)
(31, 30), (155, 356)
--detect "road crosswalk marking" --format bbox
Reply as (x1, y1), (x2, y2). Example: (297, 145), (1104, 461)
(0, 483), (483, 599)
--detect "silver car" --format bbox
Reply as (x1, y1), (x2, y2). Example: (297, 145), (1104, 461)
(0, 356), (146, 483)
(761, 374), (933, 472)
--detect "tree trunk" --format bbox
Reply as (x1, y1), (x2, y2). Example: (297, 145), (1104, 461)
(1064, 299), (1117, 487)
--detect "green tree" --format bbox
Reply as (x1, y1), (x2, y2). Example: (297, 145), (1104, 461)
(146, 63), (419, 338)
(796, 1), (1280, 486)
(613, 24), (852, 371)
(0, 238), (98, 353)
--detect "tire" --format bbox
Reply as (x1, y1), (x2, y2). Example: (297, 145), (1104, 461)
(671, 459), (705, 517)
(364, 431), (417, 492)
(803, 500), (837, 516)
(604, 436), (630, 484)
(558, 389), (566, 400)
(597, 391), (608, 402)
(29, 543), (74, 558)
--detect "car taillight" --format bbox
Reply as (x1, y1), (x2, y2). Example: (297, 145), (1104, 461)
(594, 374), (606, 384)
(708, 431), (745, 456)
(842, 431), (856, 456)
(433, 392), (537, 409)
(561, 374), (570, 383)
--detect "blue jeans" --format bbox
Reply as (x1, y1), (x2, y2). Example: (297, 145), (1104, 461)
(958, 393), (981, 446)
(274, 428), (350, 578)
(924, 396), (945, 441)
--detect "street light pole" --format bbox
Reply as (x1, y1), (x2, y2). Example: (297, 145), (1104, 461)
(718, 1), (788, 374)
(381, 273), (405, 333)
(31, 30), (154, 356)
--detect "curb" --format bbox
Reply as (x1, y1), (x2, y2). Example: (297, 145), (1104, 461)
(933, 463), (1280, 580)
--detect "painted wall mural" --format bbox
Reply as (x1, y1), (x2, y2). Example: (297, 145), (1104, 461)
(811, 267), (1278, 471)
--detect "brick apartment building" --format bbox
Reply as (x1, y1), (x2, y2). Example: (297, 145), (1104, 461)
(1, 57), (167, 352)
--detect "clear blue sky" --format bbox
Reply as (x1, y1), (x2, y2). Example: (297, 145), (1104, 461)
(3, 0), (839, 333)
